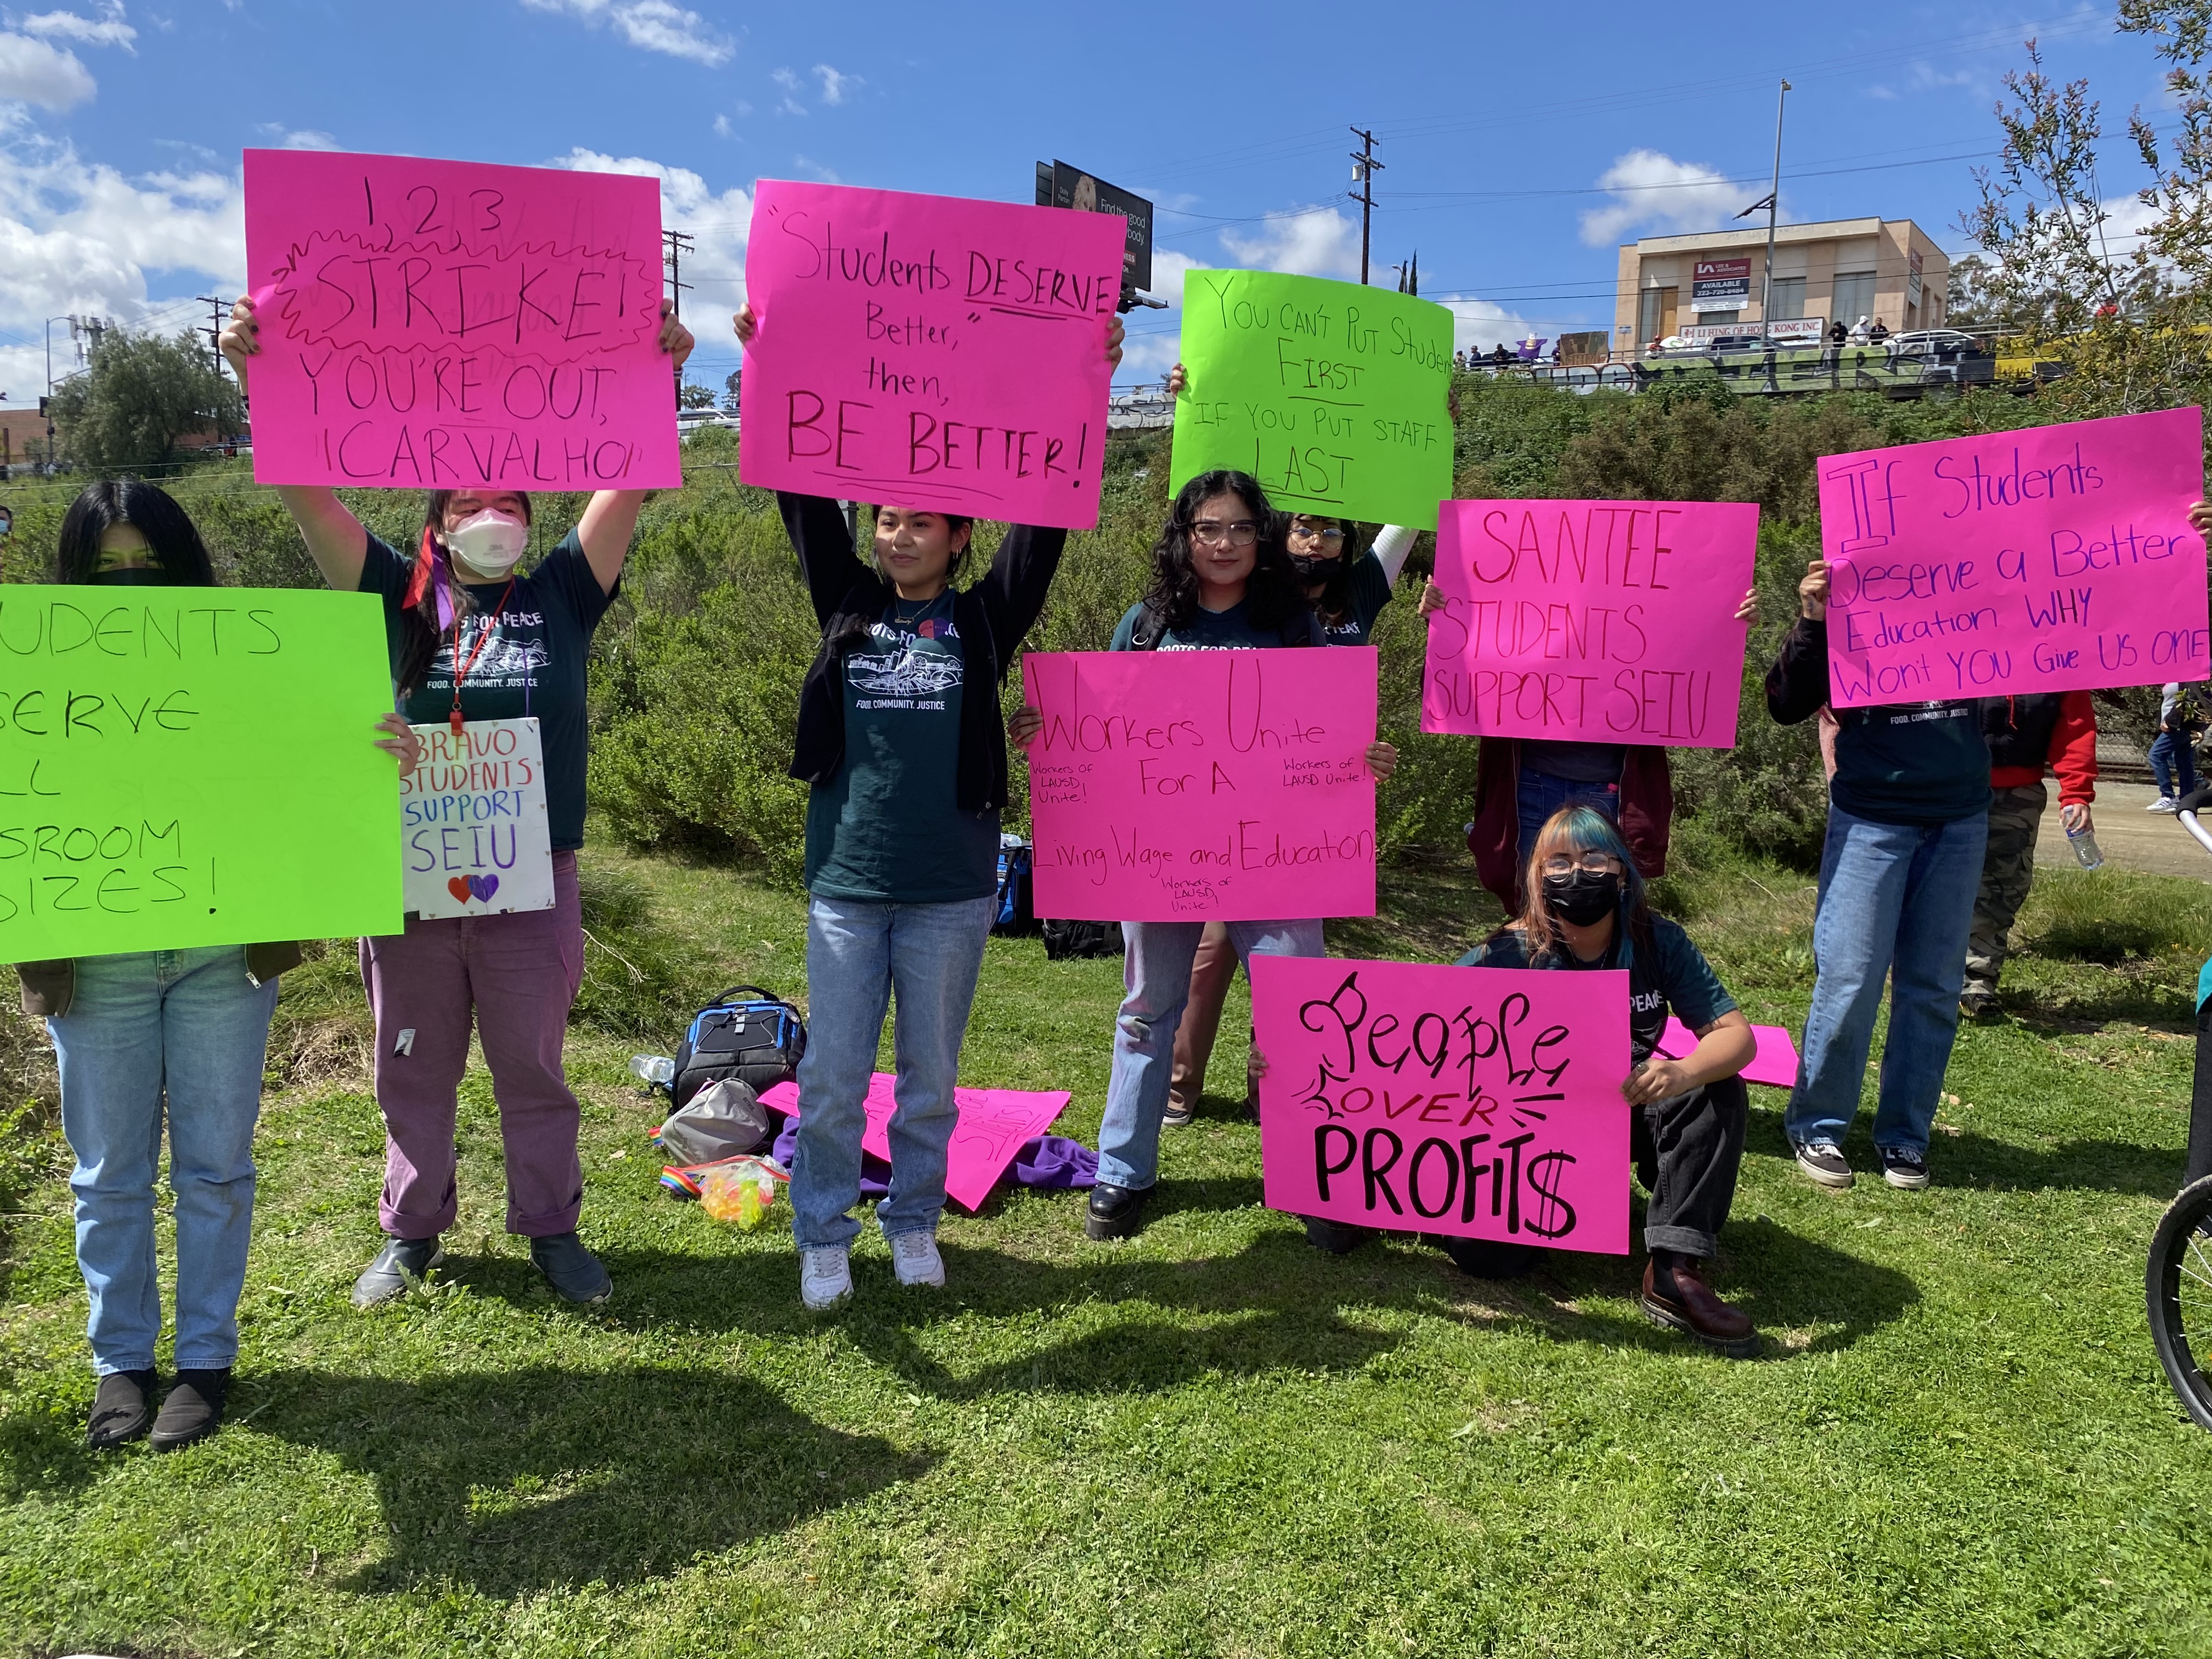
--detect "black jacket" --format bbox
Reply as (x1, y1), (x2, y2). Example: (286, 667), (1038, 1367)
(780, 493), (1065, 812)
(1979, 692), (2065, 774)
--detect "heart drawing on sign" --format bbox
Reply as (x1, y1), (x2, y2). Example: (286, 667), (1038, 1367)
(469, 874), (500, 903)
(447, 877), (473, 904)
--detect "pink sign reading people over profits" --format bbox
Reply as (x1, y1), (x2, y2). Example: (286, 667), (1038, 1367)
(1421, 499), (1759, 745)
(241, 149), (680, 490)
(1251, 956), (1633, 1254)
(1021, 649), (1379, 923)
(738, 180), (1127, 529)
(757, 1074), (1071, 1212)
(1816, 407), (2211, 706)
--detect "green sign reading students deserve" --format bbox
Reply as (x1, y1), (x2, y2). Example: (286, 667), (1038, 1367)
(1171, 270), (1455, 530)
(0, 588), (403, 960)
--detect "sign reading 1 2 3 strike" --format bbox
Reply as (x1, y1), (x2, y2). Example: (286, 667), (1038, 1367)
(1817, 405), (2210, 704)
(1171, 270), (1455, 530)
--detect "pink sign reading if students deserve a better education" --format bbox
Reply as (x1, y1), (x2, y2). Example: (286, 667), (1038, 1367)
(1021, 648), (1379, 923)
(757, 1074), (1072, 1212)
(1816, 407), (2211, 706)
(1251, 956), (1633, 1254)
(1421, 499), (1760, 746)
(241, 149), (680, 491)
(738, 180), (1126, 529)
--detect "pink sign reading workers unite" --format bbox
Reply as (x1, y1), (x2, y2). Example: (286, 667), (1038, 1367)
(756, 1074), (1071, 1212)
(1817, 407), (2211, 706)
(1421, 499), (1759, 746)
(241, 149), (680, 491)
(1021, 649), (1379, 923)
(738, 180), (1127, 530)
(1251, 956), (1633, 1254)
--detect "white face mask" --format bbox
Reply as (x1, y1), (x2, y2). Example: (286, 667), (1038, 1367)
(442, 509), (528, 577)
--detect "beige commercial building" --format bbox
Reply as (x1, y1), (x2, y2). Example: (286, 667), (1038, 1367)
(1613, 217), (1950, 348)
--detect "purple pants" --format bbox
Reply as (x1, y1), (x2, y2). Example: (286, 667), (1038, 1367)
(359, 850), (585, 1239)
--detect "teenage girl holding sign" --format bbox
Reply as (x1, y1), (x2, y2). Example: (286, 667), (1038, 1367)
(221, 296), (695, 1311)
(732, 301), (1124, 1311)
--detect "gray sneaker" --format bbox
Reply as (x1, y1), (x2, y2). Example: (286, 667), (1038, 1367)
(1793, 1140), (1855, 1189)
(1878, 1146), (1932, 1190)
(352, 1236), (445, 1308)
(529, 1232), (612, 1305)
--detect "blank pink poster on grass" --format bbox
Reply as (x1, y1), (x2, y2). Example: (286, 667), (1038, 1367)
(1654, 1018), (1799, 1088)
(738, 180), (1126, 528)
(758, 1074), (1071, 1212)
(241, 149), (680, 490)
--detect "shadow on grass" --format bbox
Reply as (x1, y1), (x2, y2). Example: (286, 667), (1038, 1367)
(1743, 1101), (2187, 1198)
(250, 1363), (932, 1598)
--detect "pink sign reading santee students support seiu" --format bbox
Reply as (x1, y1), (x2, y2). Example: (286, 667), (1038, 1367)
(241, 149), (680, 490)
(738, 180), (1126, 529)
(757, 1074), (1071, 1212)
(1817, 407), (2211, 706)
(1421, 499), (1759, 746)
(1251, 956), (1633, 1254)
(1022, 649), (1379, 923)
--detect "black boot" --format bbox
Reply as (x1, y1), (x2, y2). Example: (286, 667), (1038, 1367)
(1086, 1182), (1149, 1240)
(86, 1368), (157, 1449)
(149, 1368), (231, 1452)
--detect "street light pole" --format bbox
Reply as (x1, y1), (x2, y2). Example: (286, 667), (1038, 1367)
(43, 314), (69, 476)
(1759, 80), (1790, 349)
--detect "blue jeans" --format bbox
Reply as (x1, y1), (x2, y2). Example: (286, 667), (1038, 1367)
(1098, 917), (1326, 1190)
(789, 893), (995, 1250)
(1786, 806), (1988, 1158)
(2151, 728), (2200, 799)
(52, 948), (279, 1375)
(1516, 768), (1622, 872)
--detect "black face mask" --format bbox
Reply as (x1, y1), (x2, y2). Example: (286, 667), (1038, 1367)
(1288, 552), (1340, 583)
(1542, 868), (1621, 928)
(92, 567), (166, 586)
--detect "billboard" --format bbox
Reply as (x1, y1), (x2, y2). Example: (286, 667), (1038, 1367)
(1690, 257), (1753, 313)
(1036, 160), (1154, 303)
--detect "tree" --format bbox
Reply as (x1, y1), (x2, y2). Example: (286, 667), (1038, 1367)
(48, 327), (245, 473)
(1940, 254), (2007, 331)
(678, 381), (716, 410)
(722, 368), (742, 413)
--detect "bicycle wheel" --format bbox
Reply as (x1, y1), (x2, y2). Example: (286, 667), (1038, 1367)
(2148, 1172), (2212, 1432)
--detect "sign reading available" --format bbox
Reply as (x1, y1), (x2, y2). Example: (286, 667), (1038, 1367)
(738, 180), (1125, 529)
(241, 149), (679, 490)
(1690, 257), (1752, 312)
(1020, 649), (1379, 922)
(1817, 407), (2211, 705)
(1251, 956), (1632, 1254)
(1421, 499), (1758, 744)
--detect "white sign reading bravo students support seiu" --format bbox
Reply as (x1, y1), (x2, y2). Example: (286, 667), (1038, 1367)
(401, 718), (554, 919)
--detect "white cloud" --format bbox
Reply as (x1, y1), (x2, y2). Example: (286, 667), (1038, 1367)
(1440, 297), (1534, 356)
(19, 5), (136, 49)
(1578, 149), (1757, 247)
(1219, 205), (1361, 279)
(253, 123), (337, 150)
(0, 134), (244, 404)
(712, 112), (731, 137)
(0, 30), (97, 105)
(812, 62), (854, 104)
(519, 0), (732, 66)
(548, 146), (753, 300)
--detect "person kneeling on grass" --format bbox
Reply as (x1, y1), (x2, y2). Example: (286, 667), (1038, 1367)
(1289, 807), (1761, 1356)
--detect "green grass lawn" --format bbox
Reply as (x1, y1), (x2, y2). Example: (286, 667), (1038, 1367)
(3, 843), (2211, 1658)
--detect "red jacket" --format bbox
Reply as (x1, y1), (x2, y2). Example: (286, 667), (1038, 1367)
(1467, 740), (1673, 910)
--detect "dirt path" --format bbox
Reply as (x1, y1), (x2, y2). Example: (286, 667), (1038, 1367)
(2035, 780), (2212, 881)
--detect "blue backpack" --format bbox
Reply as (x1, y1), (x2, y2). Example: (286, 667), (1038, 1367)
(993, 835), (1035, 935)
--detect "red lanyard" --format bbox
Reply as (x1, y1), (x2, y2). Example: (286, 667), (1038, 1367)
(449, 579), (516, 739)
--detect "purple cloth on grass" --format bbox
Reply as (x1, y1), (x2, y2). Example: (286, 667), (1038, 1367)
(770, 1119), (1094, 1200)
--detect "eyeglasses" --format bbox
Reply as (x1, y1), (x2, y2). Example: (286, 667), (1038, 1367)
(1189, 520), (1260, 547)
(1286, 523), (1347, 545)
(1539, 853), (1623, 878)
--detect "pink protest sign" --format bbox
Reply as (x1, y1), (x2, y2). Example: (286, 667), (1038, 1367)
(738, 180), (1124, 529)
(1421, 499), (1759, 745)
(1655, 1018), (1799, 1088)
(241, 149), (678, 492)
(1021, 648), (1379, 922)
(1251, 955), (1632, 1254)
(1817, 407), (2210, 706)
(757, 1074), (1071, 1212)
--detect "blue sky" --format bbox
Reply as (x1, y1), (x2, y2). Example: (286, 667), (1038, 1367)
(0, 0), (2185, 410)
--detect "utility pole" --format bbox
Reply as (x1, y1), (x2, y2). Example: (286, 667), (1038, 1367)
(663, 228), (694, 393)
(1759, 80), (1790, 349)
(1349, 128), (1383, 286)
(196, 296), (230, 379)
(43, 314), (67, 475)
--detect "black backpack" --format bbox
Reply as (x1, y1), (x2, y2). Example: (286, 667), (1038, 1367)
(673, 986), (808, 1108)
(1042, 918), (1125, 960)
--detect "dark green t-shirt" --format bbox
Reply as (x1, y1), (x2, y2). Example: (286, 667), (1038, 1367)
(362, 530), (613, 851)
(1458, 913), (1736, 1065)
(1110, 597), (1278, 651)
(1319, 552), (1396, 647)
(805, 592), (1001, 903)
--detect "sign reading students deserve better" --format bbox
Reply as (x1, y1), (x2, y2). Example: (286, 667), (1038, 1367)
(738, 180), (1126, 529)
(1171, 270), (1455, 529)
(1816, 406), (2211, 705)
(241, 148), (680, 492)
(0, 589), (402, 958)
(1421, 499), (1759, 745)
(1251, 956), (1632, 1254)
(402, 718), (553, 920)
(1020, 649), (1379, 922)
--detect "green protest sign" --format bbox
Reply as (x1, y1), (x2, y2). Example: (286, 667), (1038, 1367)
(1171, 270), (1455, 529)
(0, 588), (403, 960)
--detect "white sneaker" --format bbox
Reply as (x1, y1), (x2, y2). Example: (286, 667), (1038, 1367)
(2151, 797), (2181, 813)
(889, 1229), (945, 1288)
(799, 1245), (853, 1310)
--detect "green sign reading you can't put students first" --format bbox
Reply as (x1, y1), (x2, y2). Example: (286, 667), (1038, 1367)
(1171, 270), (1455, 531)
(0, 587), (403, 960)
